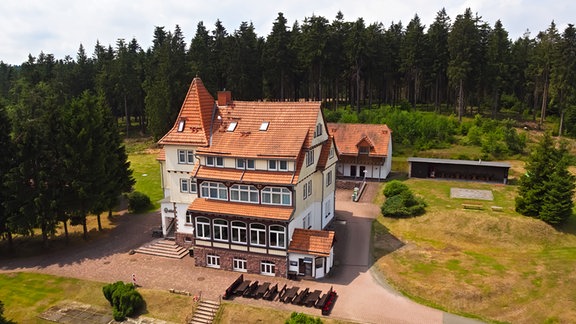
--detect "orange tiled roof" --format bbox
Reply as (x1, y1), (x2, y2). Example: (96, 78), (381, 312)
(288, 228), (335, 257)
(156, 149), (166, 161)
(197, 101), (321, 159)
(189, 198), (294, 221)
(194, 165), (298, 185)
(316, 136), (335, 170)
(327, 123), (392, 157)
(158, 78), (214, 146)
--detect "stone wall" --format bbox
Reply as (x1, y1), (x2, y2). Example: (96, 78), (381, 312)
(194, 246), (287, 278)
(175, 232), (194, 249)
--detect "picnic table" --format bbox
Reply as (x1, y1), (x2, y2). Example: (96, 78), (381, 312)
(292, 288), (309, 305)
(305, 290), (322, 307)
(281, 286), (299, 303)
(243, 281), (259, 298)
(233, 280), (251, 295)
(263, 283), (278, 301)
(255, 282), (270, 299)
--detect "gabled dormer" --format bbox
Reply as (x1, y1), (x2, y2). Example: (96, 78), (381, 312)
(356, 136), (375, 156)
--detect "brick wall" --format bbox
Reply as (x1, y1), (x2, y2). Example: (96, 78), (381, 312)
(194, 246), (287, 278)
(175, 232), (194, 249)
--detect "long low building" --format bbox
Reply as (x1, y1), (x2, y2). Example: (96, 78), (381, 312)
(408, 157), (511, 184)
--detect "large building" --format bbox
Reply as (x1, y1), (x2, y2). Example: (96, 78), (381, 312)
(157, 78), (337, 279)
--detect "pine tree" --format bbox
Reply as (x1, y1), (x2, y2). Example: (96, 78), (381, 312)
(0, 104), (14, 246)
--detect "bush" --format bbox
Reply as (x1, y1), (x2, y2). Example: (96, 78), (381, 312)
(381, 188), (427, 218)
(102, 281), (144, 321)
(0, 300), (15, 324)
(383, 180), (410, 198)
(285, 312), (323, 324)
(127, 191), (151, 213)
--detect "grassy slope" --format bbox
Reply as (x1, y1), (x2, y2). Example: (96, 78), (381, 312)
(126, 137), (163, 210)
(373, 178), (576, 323)
(0, 272), (191, 323)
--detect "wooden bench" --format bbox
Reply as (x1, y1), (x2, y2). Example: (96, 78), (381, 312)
(491, 206), (503, 212)
(462, 203), (483, 210)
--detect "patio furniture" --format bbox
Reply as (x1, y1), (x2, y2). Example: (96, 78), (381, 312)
(233, 279), (251, 296)
(305, 290), (322, 307)
(243, 281), (259, 298)
(281, 286), (299, 303)
(263, 283), (278, 301)
(255, 282), (270, 299)
(292, 288), (309, 305)
(223, 274), (244, 300)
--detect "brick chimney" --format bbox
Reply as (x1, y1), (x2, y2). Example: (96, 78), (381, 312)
(218, 91), (232, 106)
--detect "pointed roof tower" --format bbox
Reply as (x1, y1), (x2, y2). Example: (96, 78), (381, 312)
(158, 77), (215, 146)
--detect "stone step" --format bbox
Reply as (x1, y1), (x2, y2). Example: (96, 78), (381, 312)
(197, 305), (218, 312)
(134, 248), (188, 259)
(189, 318), (212, 324)
(140, 245), (187, 253)
(191, 313), (213, 322)
(199, 300), (220, 307)
(195, 309), (215, 318)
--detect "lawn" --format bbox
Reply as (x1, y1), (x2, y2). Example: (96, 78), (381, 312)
(126, 137), (163, 210)
(0, 272), (192, 323)
(373, 178), (576, 323)
(215, 302), (351, 324)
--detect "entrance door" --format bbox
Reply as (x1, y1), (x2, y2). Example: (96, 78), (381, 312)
(299, 259), (306, 275)
(359, 166), (366, 179)
(350, 165), (357, 177)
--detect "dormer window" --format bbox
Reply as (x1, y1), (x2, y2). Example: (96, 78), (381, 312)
(177, 120), (185, 132)
(206, 156), (224, 167)
(359, 146), (370, 155)
(260, 122), (269, 131)
(315, 123), (323, 137)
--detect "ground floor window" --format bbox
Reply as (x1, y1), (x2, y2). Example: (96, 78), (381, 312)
(206, 254), (220, 268)
(260, 261), (275, 276)
(233, 257), (247, 272)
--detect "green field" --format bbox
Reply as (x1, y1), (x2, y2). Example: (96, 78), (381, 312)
(126, 137), (163, 210)
(373, 178), (576, 323)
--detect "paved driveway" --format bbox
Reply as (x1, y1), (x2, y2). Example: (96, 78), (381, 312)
(0, 184), (482, 324)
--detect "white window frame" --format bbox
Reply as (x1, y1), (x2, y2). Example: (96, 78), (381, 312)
(260, 261), (275, 276)
(250, 223), (266, 246)
(177, 120), (185, 132)
(207, 254), (220, 268)
(306, 150), (314, 166)
(307, 180), (312, 197)
(233, 257), (247, 272)
(180, 178), (197, 193)
(185, 212), (193, 224)
(236, 159), (255, 170)
(231, 221), (247, 244)
(324, 199), (331, 218)
(269, 160), (288, 171)
(206, 156), (224, 167)
(329, 146), (335, 158)
(303, 182), (308, 200)
(200, 181), (228, 200)
(303, 212), (311, 229)
(359, 146), (370, 154)
(196, 217), (211, 239)
(213, 219), (229, 242)
(315, 123), (322, 137)
(269, 225), (286, 249)
(178, 149), (194, 164)
(326, 171), (333, 187)
(230, 184), (259, 203)
(261, 187), (291, 206)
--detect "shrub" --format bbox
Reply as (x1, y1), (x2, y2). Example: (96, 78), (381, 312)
(127, 191), (151, 213)
(383, 180), (410, 198)
(381, 189), (427, 218)
(285, 312), (323, 324)
(102, 281), (144, 321)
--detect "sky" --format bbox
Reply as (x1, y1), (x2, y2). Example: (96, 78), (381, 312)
(1, 0), (574, 65)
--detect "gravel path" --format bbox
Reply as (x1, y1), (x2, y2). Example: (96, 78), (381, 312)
(0, 184), (482, 324)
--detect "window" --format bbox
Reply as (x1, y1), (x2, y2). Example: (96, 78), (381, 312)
(329, 146), (335, 158)
(260, 122), (269, 131)
(306, 150), (314, 166)
(268, 160), (288, 171)
(324, 199), (331, 218)
(227, 121), (237, 132)
(196, 217), (210, 239)
(303, 182), (308, 200)
(213, 219), (228, 241)
(207, 254), (220, 268)
(206, 156), (224, 167)
(178, 150), (194, 164)
(315, 257), (324, 269)
(326, 171), (333, 187)
(233, 258), (247, 272)
(315, 123), (323, 137)
(359, 146), (370, 154)
(307, 180), (312, 197)
(269, 225), (286, 249)
(250, 223), (266, 246)
(236, 159), (255, 170)
(177, 120), (185, 132)
(180, 178), (197, 193)
(185, 211), (193, 224)
(230, 184), (259, 203)
(260, 261), (275, 276)
(231, 221), (247, 244)
(200, 182), (228, 200)
(261, 187), (291, 206)
(303, 213), (311, 229)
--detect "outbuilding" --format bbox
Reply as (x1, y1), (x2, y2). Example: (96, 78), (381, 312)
(408, 157), (511, 184)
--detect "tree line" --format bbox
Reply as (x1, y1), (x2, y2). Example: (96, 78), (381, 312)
(1, 8), (576, 140)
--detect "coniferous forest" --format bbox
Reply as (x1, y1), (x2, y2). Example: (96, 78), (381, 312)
(1, 8), (576, 242)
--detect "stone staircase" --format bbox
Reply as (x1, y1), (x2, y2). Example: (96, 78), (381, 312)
(189, 299), (220, 324)
(134, 239), (189, 259)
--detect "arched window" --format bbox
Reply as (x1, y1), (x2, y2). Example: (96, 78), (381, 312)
(250, 223), (266, 246)
(269, 225), (286, 248)
(231, 221), (247, 244)
(230, 184), (259, 203)
(213, 219), (228, 241)
(200, 181), (228, 200)
(261, 187), (291, 206)
(195, 217), (210, 239)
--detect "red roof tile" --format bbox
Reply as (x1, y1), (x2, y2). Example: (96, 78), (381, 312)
(194, 165), (298, 185)
(188, 198), (294, 221)
(327, 123), (392, 157)
(158, 78), (214, 146)
(156, 149), (166, 161)
(288, 228), (335, 257)
(316, 136), (335, 170)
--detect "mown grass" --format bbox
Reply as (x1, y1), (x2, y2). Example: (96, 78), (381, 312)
(214, 302), (352, 324)
(373, 178), (576, 323)
(0, 272), (191, 323)
(126, 137), (163, 210)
